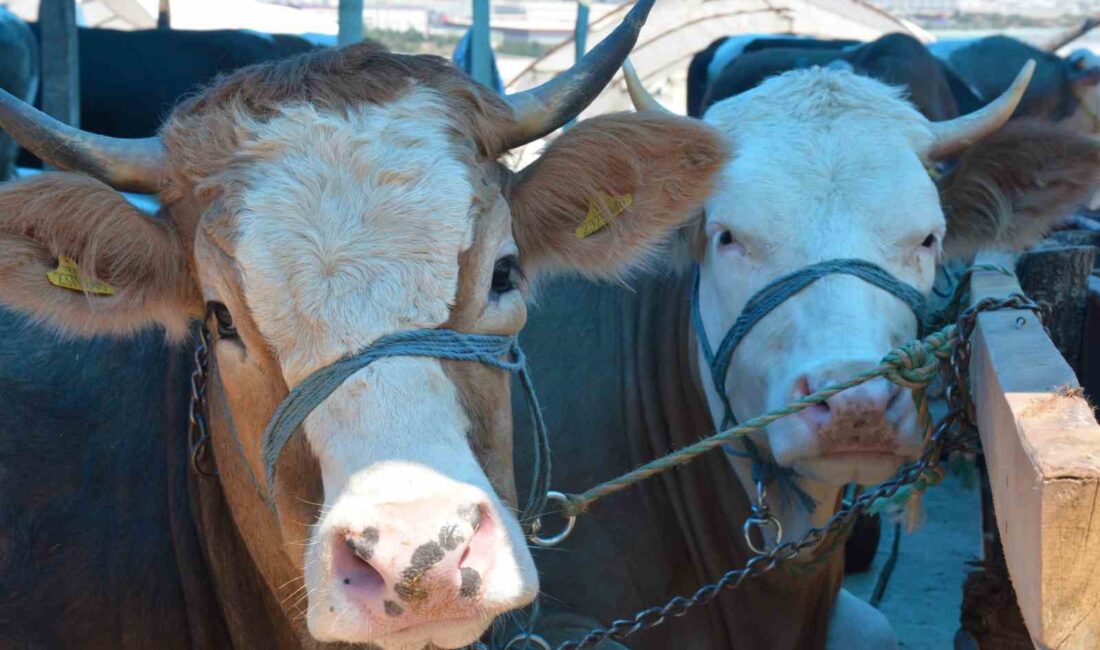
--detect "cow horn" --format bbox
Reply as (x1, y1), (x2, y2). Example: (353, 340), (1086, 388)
(498, 0), (656, 150)
(622, 58), (674, 115)
(0, 88), (165, 194)
(1041, 14), (1100, 52)
(928, 60), (1035, 159)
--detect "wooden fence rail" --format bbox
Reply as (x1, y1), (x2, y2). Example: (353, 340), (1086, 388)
(969, 251), (1100, 648)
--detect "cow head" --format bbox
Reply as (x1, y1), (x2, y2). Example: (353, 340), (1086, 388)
(0, 31), (727, 650)
(626, 61), (1098, 532)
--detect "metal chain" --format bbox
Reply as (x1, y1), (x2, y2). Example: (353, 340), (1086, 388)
(553, 292), (1044, 650)
(188, 322), (216, 477)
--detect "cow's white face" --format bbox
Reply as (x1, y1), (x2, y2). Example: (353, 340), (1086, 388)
(197, 89), (537, 650)
(697, 69), (944, 488)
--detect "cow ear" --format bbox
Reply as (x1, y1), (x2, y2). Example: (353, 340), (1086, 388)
(0, 173), (201, 339)
(938, 120), (1100, 259)
(509, 112), (728, 280)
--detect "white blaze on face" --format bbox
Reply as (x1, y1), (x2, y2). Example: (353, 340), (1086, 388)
(699, 69), (945, 487)
(231, 88), (537, 648)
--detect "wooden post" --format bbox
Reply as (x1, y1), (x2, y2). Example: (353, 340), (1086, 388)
(338, 0), (364, 46)
(1083, 276), (1100, 419)
(39, 0), (80, 132)
(1016, 245), (1095, 374)
(1044, 230), (1100, 270)
(470, 0), (492, 87)
(968, 252), (1100, 649)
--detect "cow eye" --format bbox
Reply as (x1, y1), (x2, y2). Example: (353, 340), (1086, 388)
(491, 255), (522, 295)
(921, 233), (937, 249)
(718, 230), (735, 247)
(210, 302), (237, 338)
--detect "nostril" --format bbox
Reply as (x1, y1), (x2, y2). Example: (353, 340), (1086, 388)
(336, 529), (386, 600)
(793, 374), (812, 400)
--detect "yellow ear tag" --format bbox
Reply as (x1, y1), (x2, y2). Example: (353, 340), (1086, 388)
(575, 193), (633, 239)
(46, 256), (117, 296)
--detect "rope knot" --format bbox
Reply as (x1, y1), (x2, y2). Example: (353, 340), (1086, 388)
(882, 341), (940, 389)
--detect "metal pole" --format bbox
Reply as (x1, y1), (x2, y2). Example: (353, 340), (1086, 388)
(471, 0), (492, 87)
(338, 0), (364, 45)
(574, 1), (589, 63)
(39, 0), (80, 137)
(567, 1), (589, 127)
(157, 0), (171, 30)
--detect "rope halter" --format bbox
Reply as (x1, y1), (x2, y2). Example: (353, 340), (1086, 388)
(691, 258), (927, 541)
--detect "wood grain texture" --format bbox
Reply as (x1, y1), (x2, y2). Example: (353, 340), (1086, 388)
(969, 252), (1100, 649)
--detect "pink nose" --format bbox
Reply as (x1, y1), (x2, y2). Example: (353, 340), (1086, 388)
(332, 501), (499, 626)
(792, 366), (902, 453)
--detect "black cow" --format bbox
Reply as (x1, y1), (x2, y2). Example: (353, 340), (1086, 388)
(19, 26), (316, 168)
(687, 34), (858, 117)
(692, 33), (963, 121)
(0, 8), (36, 181)
(931, 35), (1100, 126)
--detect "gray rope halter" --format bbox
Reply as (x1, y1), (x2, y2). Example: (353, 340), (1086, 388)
(691, 258), (927, 511)
(261, 328), (552, 532)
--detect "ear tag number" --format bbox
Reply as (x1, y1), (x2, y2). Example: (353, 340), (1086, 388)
(575, 193), (633, 239)
(47, 256), (117, 296)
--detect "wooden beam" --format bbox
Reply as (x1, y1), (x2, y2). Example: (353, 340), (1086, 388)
(338, 0), (364, 46)
(39, 0), (80, 131)
(969, 251), (1100, 649)
(470, 0), (492, 87)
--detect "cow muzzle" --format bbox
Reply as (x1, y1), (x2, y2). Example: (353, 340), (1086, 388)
(771, 361), (923, 485)
(306, 482), (537, 648)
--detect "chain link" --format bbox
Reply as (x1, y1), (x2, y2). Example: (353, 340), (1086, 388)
(553, 292), (1044, 650)
(188, 322), (216, 477)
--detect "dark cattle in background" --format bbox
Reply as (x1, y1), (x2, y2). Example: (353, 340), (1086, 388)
(0, 8), (37, 181)
(686, 35), (858, 117)
(931, 35), (1100, 122)
(694, 33), (964, 121)
(18, 26), (316, 168)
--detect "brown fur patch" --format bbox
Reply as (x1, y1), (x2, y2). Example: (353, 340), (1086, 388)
(159, 42), (513, 214)
(508, 112), (729, 280)
(0, 173), (200, 339)
(939, 120), (1100, 258)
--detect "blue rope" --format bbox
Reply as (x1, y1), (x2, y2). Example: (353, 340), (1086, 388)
(691, 260), (927, 512)
(260, 329), (551, 529)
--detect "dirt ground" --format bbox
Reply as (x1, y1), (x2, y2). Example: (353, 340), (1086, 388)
(844, 473), (983, 649)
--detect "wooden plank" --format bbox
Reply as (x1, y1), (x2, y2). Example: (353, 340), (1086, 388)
(338, 0), (364, 45)
(969, 252), (1100, 649)
(39, 0), (80, 130)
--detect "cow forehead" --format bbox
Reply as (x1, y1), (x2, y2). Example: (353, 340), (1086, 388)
(703, 68), (943, 252)
(230, 88), (478, 383)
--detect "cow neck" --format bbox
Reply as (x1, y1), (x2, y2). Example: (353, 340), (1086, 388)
(186, 352), (325, 649)
(640, 270), (845, 647)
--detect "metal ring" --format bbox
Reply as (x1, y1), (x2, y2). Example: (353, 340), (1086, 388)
(743, 514), (783, 555)
(527, 491), (577, 548)
(503, 632), (552, 650)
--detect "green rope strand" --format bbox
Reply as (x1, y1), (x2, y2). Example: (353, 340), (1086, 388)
(560, 325), (958, 517)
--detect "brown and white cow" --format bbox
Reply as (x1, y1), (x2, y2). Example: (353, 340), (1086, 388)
(0, 14), (730, 649)
(498, 61), (1098, 649)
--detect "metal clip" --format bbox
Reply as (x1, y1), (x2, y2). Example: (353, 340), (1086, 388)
(528, 491), (577, 548)
(743, 481), (783, 554)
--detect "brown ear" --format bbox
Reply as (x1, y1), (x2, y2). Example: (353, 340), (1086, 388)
(508, 112), (728, 279)
(0, 172), (200, 339)
(939, 120), (1100, 258)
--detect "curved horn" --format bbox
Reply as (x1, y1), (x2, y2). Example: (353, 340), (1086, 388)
(498, 0), (656, 150)
(0, 89), (165, 193)
(928, 60), (1035, 159)
(1041, 14), (1100, 52)
(622, 58), (674, 115)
